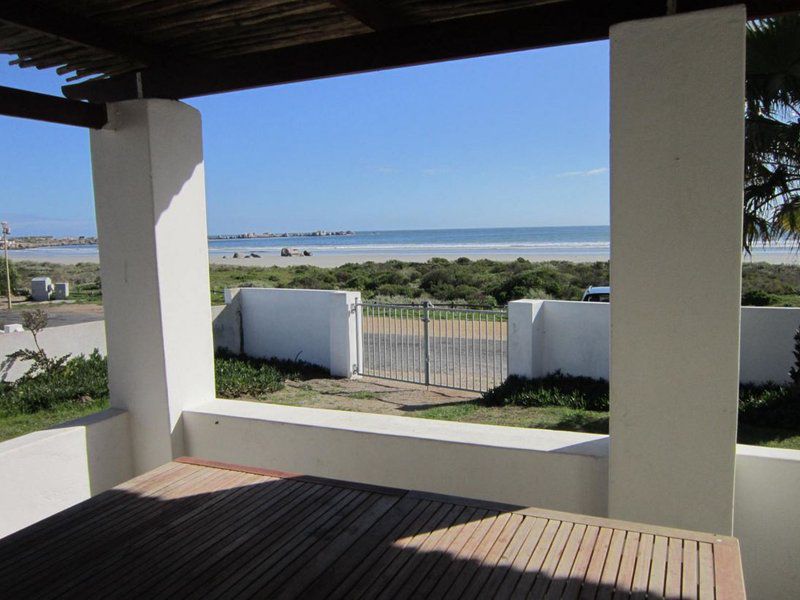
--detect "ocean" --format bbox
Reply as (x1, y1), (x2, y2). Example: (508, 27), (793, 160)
(7, 225), (795, 261)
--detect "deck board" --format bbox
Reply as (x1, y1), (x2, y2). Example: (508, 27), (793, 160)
(0, 457), (746, 599)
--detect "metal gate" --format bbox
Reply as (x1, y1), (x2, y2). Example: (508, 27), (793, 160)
(355, 302), (507, 392)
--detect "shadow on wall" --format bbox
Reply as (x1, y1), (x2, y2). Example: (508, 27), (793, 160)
(0, 471), (670, 599)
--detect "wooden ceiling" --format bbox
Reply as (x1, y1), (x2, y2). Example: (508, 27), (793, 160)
(1, 0), (799, 127)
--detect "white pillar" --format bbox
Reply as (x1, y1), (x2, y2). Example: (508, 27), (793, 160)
(507, 300), (544, 379)
(609, 6), (745, 534)
(90, 99), (215, 474)
(329, 291), (361, 378)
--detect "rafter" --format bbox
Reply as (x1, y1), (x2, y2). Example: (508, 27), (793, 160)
(57, 0), (800, 104)
(328, 0), (414, 30)
(0, 1), (165, 66)
(0, 86), (106, 129)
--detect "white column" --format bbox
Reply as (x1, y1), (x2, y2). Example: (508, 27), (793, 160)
(90, 99), (215, 474)
(328, 291), (361, 378)
(609, 6), (745, 534)
(507, 300), (544, 379)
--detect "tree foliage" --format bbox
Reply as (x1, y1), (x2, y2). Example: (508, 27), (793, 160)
(744, 16), (800, 251)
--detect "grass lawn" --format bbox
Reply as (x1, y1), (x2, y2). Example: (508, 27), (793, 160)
(412, 400), (800, 449)
(2, 350), (799, 451)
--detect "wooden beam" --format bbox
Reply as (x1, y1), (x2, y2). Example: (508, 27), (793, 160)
(0, 86), (107, 129)
(0, 1), (164, 65)
(328, 0), (414, 30)
(63, 0), (800, 103)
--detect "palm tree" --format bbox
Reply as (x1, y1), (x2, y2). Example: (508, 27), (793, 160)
(744, 16), (800, 252)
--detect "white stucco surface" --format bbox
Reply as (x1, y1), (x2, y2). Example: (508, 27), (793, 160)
(0, 409), (133, 538)
(91, 99), (216, 474)
(508, 300), (800, 385)
(0, 320), (106, 381)
(184, 400), (609, 516)
(734, 445), (800, 599)
(608, 7), (746, 534)
(239, 287), (361, 377)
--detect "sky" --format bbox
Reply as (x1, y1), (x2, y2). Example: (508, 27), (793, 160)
(0, 41), (610, 237)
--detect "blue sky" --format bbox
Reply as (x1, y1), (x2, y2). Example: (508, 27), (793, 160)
(0, 41), (609, 236)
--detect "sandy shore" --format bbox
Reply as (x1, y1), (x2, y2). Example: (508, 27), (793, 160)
(8, 249), (800, 266)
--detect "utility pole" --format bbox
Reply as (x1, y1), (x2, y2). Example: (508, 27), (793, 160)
(1, 221), (11, 311)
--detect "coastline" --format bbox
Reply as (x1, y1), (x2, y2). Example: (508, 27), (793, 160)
(6, 248), (800, 266)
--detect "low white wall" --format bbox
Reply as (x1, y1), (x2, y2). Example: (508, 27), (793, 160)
(509, 300), (800, 385)
(0, 408), (133, 538)
(184, 399), (609, 517)
(238, 287), (361, 377)
(0, 320), (107, 381)
(739, 307), (800, 385)
(734, 445), (800, 599)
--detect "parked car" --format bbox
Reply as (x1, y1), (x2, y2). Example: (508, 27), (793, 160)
(581, 286), (610, 302)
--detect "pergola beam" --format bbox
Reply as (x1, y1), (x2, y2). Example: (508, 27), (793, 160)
(0, 1), (164, 66)
(63, 0), (800, 103)
(328, 0), (414, 30)
(0, 86), (107, 129)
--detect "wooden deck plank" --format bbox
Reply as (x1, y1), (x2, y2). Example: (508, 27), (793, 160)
(714, 539), (746, 600)
(629, 533), (655, 600)
(493, 517), (549, 598)
(51, 471), (271, 599)
(426, 510), (501, 598)
(648, 535), (670, 598)
(545, 522), (588, 600)
(321, 498), (432, 600)
(527, 521), (576, 598)
(443, 511), (515, 599)
(359, 501), (455, 599)
(0, 461), (201, 570)
(698, 542), (715, 600)
(391, 505), (480, 599)
(561, 524), (600, 600)
(683, 540), (699, 600)
(466, 513), (534, 600)
(186, 484), (350, 599)
(0, 460), (747, 600)
(612, 531), (640, 600)
(6, 465), (239, 596)
(580, 526), (615, 599)
(665, 537), (684, 599)
(375, 503), (468, 600)
(459, 512), (524, 600)
(406, 507), (491, 599)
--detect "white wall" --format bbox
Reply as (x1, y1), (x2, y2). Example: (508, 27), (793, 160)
(509, 300), (800, 385)
(0, 408), (133, 538)
(0, 321), (106, 381)
(740, 307), (800, 385)
(239, 288), (361, 377)
(184, 399), (609, 517)
(734, 445), (800, 599)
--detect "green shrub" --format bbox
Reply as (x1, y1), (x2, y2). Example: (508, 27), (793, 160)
(482, 372), (610, 411)
(214, 351), (329, 398)
(0, 350), (108, 415)
(738, 384), (800, 429)
(741, 289), (776, 306)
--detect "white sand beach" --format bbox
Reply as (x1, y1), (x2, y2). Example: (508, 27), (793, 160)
(8, 248), (800, 266)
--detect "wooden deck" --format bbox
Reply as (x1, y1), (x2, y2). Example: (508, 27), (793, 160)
(0, 457), (745, 599)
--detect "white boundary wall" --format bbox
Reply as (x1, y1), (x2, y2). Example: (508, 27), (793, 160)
(0, 409), (133, 538)
(0, 321), (107, 381)
(509, 300), (800, 385)
(237, 287), (361, 377)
